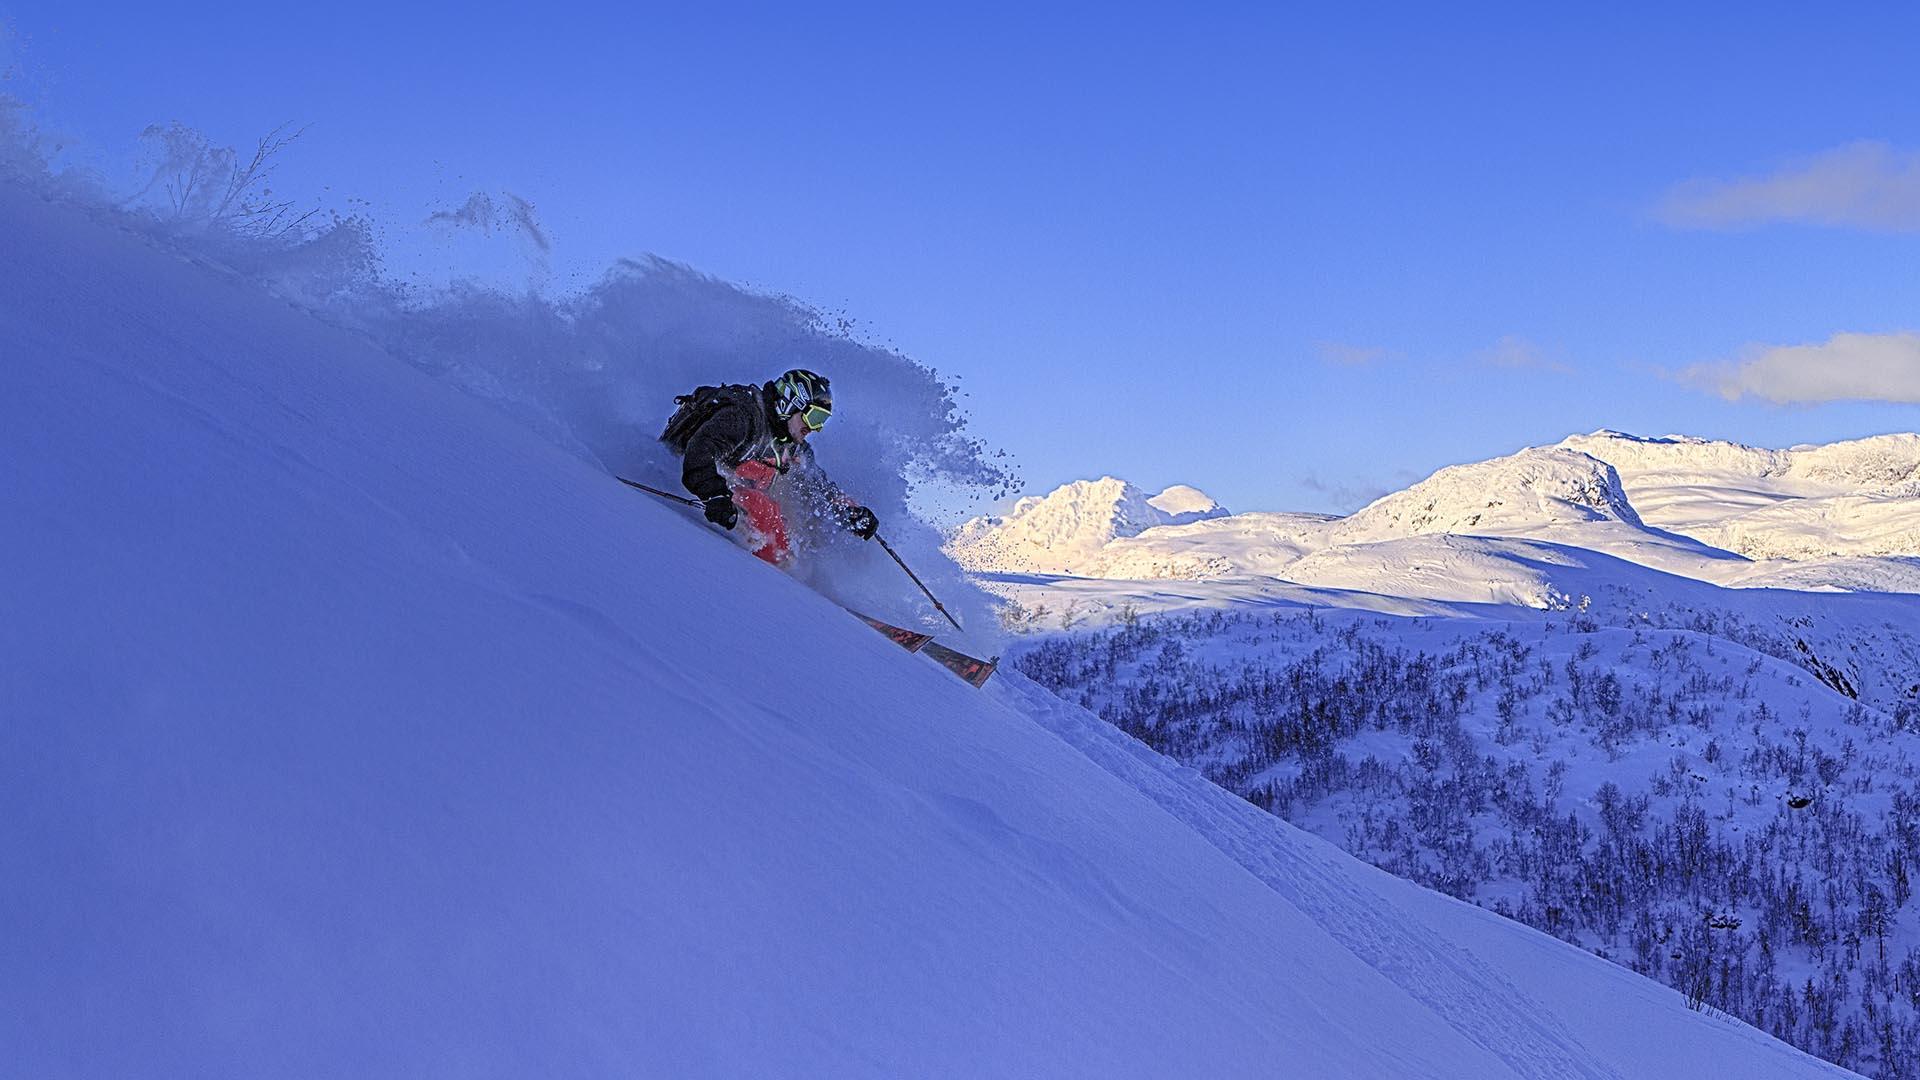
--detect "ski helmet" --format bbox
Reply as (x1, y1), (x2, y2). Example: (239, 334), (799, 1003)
(771, 368), (832, 426)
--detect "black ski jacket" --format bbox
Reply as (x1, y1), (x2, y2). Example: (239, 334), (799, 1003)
(674, 383), (784, 503)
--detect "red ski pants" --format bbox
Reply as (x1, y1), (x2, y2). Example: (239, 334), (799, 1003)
(731, 460), (789, 566)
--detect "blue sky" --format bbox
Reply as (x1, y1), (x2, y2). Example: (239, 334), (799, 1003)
(7, 4), (1920, 514)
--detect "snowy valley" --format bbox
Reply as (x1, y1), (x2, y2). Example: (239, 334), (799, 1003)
(958, 439), (1920, 1076)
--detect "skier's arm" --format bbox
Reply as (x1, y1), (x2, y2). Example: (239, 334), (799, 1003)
(792, 446), (879, 539)
(680, 404), (752, 503)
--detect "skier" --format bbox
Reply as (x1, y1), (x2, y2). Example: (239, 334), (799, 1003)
(661, 368), (880, 566)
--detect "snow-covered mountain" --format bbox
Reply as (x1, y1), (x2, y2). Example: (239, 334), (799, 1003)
(947, 476), (1226, 573)
(1335, 447), (1646, 538)
(1316, 447), (1814, 594)
(1559, 429), (1920, 493)
(8, 158), (1858, 1077)
(960, 433), (1920, 602)
(1080, 511), (1336, 580)
(1561, 430), (1920, 561)
(1145, 482), (1222, 517)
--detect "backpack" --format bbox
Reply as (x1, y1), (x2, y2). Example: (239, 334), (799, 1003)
(659, 383), (756, 451)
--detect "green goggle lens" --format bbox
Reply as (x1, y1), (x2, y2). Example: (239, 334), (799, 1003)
(801, 404), (832, 431)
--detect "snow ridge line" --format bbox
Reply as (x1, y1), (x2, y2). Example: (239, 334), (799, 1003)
(994, 672), (1618, 1080)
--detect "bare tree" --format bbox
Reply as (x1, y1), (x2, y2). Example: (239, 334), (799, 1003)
(1057, 600), (1091, 631)
(129, 121), (318, 238)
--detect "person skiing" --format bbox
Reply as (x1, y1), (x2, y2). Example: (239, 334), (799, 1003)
(661, 368), (879, 566)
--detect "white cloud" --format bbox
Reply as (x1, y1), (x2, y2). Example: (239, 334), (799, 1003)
(1658, 141), (1920, 231)
(1478, 335), (1571, 374)
(1680, 331), (1920, 404)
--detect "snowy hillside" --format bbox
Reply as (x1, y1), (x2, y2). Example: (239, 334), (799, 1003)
(4, 167), (1863, 1076)
(1562, 431), (1920, 561)
(1014, 602), (1920, 1076)
(946, 476), (1226, 572)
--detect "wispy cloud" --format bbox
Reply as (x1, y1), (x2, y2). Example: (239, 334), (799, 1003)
(1300, 474), (1386, 512)
(1678, 331), (1920, 404)
(1657, 141), (1920, 232)
(1316, 341), (1390, 368)
(1301, 470), (1421, 513)
(1477, 335), (1571, 374)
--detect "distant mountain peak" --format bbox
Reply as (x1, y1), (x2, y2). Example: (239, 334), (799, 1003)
(1147, 484), (1222, 518)
(1336, 447), (1643, 540)
(947, 477), (1227, 573)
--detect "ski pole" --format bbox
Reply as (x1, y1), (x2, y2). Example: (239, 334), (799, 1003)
(617, 476), (699, 507)
(875, 534), (963, 632)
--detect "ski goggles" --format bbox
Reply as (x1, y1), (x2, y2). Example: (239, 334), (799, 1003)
(800, 403), (832, 431)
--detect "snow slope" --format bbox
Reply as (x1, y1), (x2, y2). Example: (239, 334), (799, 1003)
(0, 180), (1855, 1075)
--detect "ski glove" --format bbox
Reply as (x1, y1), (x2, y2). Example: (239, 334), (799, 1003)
(844, 504), (879, 541)
(703, 494), (739, 530)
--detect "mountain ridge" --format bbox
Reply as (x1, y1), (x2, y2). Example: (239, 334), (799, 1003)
(954, 431), (1920, 594)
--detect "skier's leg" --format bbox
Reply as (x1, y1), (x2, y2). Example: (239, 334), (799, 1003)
(733, 485), (791, 566)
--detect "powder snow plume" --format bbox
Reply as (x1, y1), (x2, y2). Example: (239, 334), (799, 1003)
(0, 95), (1014, 646)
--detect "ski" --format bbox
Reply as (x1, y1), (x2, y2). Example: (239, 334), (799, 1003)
(848, 609), (932, 653)
(847, 608), (995, 687)
(922, 641), (999, 688)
